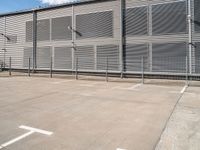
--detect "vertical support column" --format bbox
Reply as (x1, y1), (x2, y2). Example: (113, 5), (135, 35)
(50, 56), (53, 78)
(186, 56), (189, 86)
(33, 10), (37, 72)
(75, 56), (78, 80)
(106, 57), (108, 82)
(148, 4), (153, 72)
(141, 56), (144, 84)
(120, 0), (125, 78)
(188, 0), (192, 74)
(71, 5), (75, 71)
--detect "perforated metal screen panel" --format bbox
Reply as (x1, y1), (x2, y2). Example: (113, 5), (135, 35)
(37, 19), (50, 41)
(97, 45), (119, 71)
(124, 44), (149, 72)
(152, 43), (187, 73)
(54, 46), (72, 69)
(125, 6), (148, 36)
(7, 35), (17, 43)
(75, 46), (95, 70)
(152, 1), (187, 35)
(76, 11), (113, 39)
(52, 16), (72, 40)
(194, 0), (200, 32)
(195, 42), (200, 73)
(26, 21), (33, 42)
(23, 47), (33, 68)
(37, 46), (51, 68)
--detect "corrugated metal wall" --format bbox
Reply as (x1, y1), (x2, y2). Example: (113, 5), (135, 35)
(0, 0), (200, 76)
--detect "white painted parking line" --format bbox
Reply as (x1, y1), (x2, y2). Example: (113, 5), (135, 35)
(116, 148), (127, 150)
(0, 126), (53, 149)
(180, 85), (188, 94)
(127, 83), (142, 90)
(19, 125), (53, 135)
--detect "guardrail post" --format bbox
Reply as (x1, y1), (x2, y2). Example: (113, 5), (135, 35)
(50, 56), (53, 78)
(28, 57), (31, 77)
(9, 57), (11, 76)
(186, 56), (189, 86)
(75, 57), (78, 80)
(141, 56), (144, 84)
(106, 57), (108, 82)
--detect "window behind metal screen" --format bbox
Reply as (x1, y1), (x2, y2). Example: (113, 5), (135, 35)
(152, 1), (187, 35)
(76, 11), (113, 39)
(37, 19), (50, 41)
(26, 21), (33, 42)
(194, 0), (200, 32)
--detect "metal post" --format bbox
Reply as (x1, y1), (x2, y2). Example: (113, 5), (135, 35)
(9, 57), (11, 76)
(188, 0), (192, 74)
(28, 57), (31, 77)
(50, 56), (52, 78)
(186, 56), (189, 86)
(106, 57), (108, 82)
(75, 57), (78, 80)
(141, 56), (144, 84)
(33, 11), (37, 72)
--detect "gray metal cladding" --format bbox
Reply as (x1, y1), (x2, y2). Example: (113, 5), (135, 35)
(26, 21), (33, 42)
(195, 42), (200, 73)
(194, 0), (200, 32)
(152, 42), (187, 73)
(76, 11), (113, 39)
(96, 45), (119, 71)
(124, 44), (149, 72)
(7, 35), (17, 43)
(23, 47), (33, 68)
(54, 46), (72, 69)
(52, 16), (72, 40)
(37, 19), (50, 41)
(152, 1), (187, 35)
(75, 46), (95, 70)
(125, 6), (148, 36)
(37, 46), (51, 68)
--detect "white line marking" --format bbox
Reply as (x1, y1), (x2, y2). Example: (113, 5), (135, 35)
(19, 125), (53, 135)
(127, 83), (142, 90)
(180, 85), (188, 94)
(116, 148), (127, 150)
(0, 126), (53, 149)
(0, 131), (34, 149)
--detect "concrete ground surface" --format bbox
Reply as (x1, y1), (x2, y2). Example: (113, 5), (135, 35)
(0, 74), (199, 150)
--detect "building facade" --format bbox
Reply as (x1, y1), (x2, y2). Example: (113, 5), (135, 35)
(0, 0), (200, 75)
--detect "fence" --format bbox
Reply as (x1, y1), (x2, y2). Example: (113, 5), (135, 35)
(1, 55), (200, 86)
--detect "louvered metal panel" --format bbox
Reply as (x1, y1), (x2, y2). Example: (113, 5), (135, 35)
(195, 42), (200, 73)
(75, 46), (95, 70)
(152, 42), (187, 73)
(52, 16), (72, 40)
(23, 47), (33, 68)
(125, 6), (148, 36)
(124, 44), (149, 72)
(54, 46), (72, 69)
(76, 11), (113, 39)
(37, 19), (50, 41)
(26, 21), (33, 42)
(152, 1), (187, 35)
(0, 17), (5, 65)
(37, 46), (51, 68)
(97, 45), (119, 71)
(194, 0), (200, 32)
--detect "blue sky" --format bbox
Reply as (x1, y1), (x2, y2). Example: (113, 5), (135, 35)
(0, 0), (75, 14)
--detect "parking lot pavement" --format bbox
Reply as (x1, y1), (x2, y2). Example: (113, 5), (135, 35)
(156, 86), (200, 150)
(0, 76), (189, 150)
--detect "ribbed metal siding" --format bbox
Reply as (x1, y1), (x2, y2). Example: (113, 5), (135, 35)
(194, 0), (200, 32)
(152, 1), (187, 35)
(37, 46), (51, 68)
(37, 19), (50, 41)
(97, 45), (119, 71)
(23, 47), (33, 67)
(26, 21), (33, 42)
(76, 11), (113, 39)
(152, 42), (187, 73)
(125, 6), (148, 36)
(75, 46), (95, 70)
(54, 46), (72, 69)
(7, 35), (17, 43)
(0, 17), (5, 64)
(52, 16), (72, 40)
(195, 42), (200, 73)
(124, 44), (149, 72)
